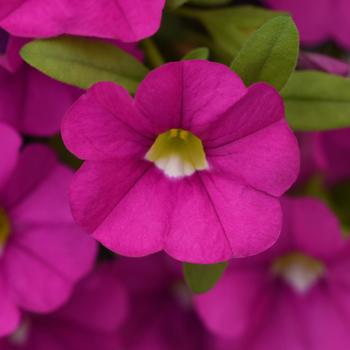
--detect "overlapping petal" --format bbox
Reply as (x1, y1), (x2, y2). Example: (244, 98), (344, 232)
(135, 60), (246, 135)
(62, 83), (152, 161)
(0, 0), (165, 42)
(195, 267), (271, 338)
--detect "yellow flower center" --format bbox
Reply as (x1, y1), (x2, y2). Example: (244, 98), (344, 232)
(145, 128), (208, 178)
(272, 252), (325, 294)
(0, 208), (10, 252)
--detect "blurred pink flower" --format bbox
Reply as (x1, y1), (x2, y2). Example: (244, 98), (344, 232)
(0, 32), (81, 136)
(0, 0), (165, 42)
(62, 60), (299, 263)
(195, 197), (350, 350)
(298, 52), (350, 76)
(265, 0), (350, 48)
(297, 128), (350, 184)
(116, 254), (210, 350)
(0, 263), (127, 350)
(0, 142), (97, 337)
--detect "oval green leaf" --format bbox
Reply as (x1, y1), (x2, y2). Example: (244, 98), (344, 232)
(282, 71), (350, 131)
(183, 262), (227, 294)
(231, 16), (299, 90)
(182, 47), (209, 60)
(20, 36), (149, 93)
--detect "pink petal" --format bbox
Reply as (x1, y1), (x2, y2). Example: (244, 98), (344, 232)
(281, 197), (345, 260)
(56, 263), (128, 332)
(334, 0), (350, 49)
(264, 0), (331, 46)
(1, 144), (97, 313)
(207, 120), (300, 197)
(3, 223), (96, 313)
(0, 122), (21, 192)
(135, 61), (246, 135)
(1, 0), (165, 42)
(91, 166), (171, 257)
(319, 128), (350, 183)
(0, 35), (27, 73)
(211, 292), (307, 350)
(115, 254), (180, 294)
(296, 287), (350, 350)
(195, 267), (271, 338)
(70, 159), (151, 233)
(0, 65), (80, 136)
(0, 275), (20, 337)
(62, 82), (152, 161)
(249, 291), (307, 350)
(9, 160), (76, 225)
(201, 83), (283, 147)
(0, 1), (24, 19)
(165, 173), (282, 262)
(1, 144), (57, 210)
(298, 52), (350, 76)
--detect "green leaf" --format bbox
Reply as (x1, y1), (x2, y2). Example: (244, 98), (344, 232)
(231, 16), (299, 90)
(182, 47), (209, 60)
(20, 36), (149, 93)
(282, 71), (350, 131)
(166, 0), (188, 10)
(180, 6), (284, 57)
(183, 262), (227, 294)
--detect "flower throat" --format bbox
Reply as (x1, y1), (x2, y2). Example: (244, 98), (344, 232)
(0, 208), (10, 249)
(145, 128), (208, 178)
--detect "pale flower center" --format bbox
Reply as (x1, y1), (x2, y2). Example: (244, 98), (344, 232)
(272, 252), (325, 294)
(0, 208), (10, 255)
(145, 128), (208, 178)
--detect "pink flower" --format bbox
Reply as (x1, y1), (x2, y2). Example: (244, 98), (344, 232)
(62, 60), (300, 263)
(0, 32), (81, 136)
(0, 0), (165, 43)
(0, 263), (127, 350)
(116, 254), (210, 350)
(264, 0), (350, 49)
(195, 197), (350, 350)
(0, 141), (97, 337)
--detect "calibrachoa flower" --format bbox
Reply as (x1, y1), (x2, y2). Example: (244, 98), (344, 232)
(0, 0), (165, 43)
(0, 31), (80, 136)
(0, 263), (127, 350)
(0, 143), (97, 337)
(62, 60), (300, 263)
(116, 254), (210, 350)
(195, 197), (350, 350)
(264, 0), (350, 48)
